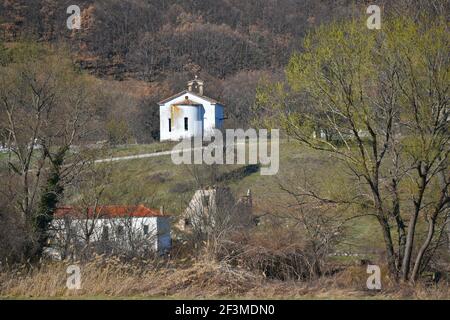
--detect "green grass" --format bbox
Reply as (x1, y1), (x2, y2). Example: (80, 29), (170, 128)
(74, 139), (386, 257)
(106, 141), (178, 157)
(0, 139), (387, 262)
(0, 151), (8, 160)
(83, 139), (320, 211)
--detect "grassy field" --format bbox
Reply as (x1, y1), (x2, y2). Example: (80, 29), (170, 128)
(105, 141), (178, 158)
(76, 139), (336, 213)
(0, 139), (388, 261)
(71, 139), (386, 257)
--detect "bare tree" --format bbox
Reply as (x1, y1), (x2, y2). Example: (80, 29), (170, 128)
(255, 16), (449, 282)
(180, 165), (253, 258)
(0, 44), (100, 258)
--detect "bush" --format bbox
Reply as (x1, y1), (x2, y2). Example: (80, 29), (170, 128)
(220, 228), (331, 281)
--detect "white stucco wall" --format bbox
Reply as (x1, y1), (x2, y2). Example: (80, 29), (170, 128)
(51, 216), (171, 254)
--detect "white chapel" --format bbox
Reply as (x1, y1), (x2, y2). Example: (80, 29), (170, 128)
(158, 77), (224, 141)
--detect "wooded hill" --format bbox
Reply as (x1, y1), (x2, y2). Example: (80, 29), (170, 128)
(1, 0), (362, 79)
(0, 0), (448, 138)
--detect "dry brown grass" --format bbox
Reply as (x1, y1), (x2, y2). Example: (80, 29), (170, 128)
(0, 257), (448, 299)
(0, 256), (261, 299)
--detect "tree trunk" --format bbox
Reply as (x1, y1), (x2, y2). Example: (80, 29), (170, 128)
(34, 148), (66, 259)
(402, 169), (427, 281)
(411, 217), (436, 282)
(391, 180), (406, 270)
(401, 210), (419, 281)
(378, 215), (398, 279)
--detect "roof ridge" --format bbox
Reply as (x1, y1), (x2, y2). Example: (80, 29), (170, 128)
(54, 204), (169, 219)
(158, 90), (221, 105)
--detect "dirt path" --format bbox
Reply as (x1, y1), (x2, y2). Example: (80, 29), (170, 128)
(94, 142), (250, 164)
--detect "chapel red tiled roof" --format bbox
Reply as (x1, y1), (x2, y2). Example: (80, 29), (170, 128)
(54, 205), (167, 219)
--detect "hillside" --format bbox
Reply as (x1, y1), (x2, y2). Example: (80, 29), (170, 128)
(1, 0), (360, 79)
(1, 1), (447, 140)
(0, 0), (362, 136)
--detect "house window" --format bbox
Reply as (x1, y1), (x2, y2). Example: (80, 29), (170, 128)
(184, 117), (189, 131)
(116, 225), (124, 237)
(143, 225), (149, 235)
(202, 195), (210, 207)
(101, 226), (109, 241)
(168, 119), (172, 132)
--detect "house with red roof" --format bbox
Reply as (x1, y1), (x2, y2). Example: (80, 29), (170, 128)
(50, 205), (171, 257)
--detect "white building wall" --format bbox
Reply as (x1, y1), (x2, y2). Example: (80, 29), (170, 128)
(177, 189), (216, 231)
(51, 216), (171, 254)
(203, 103), (217, 138)
(160, 105), (172, 141)
(159, 92), (222, 141)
